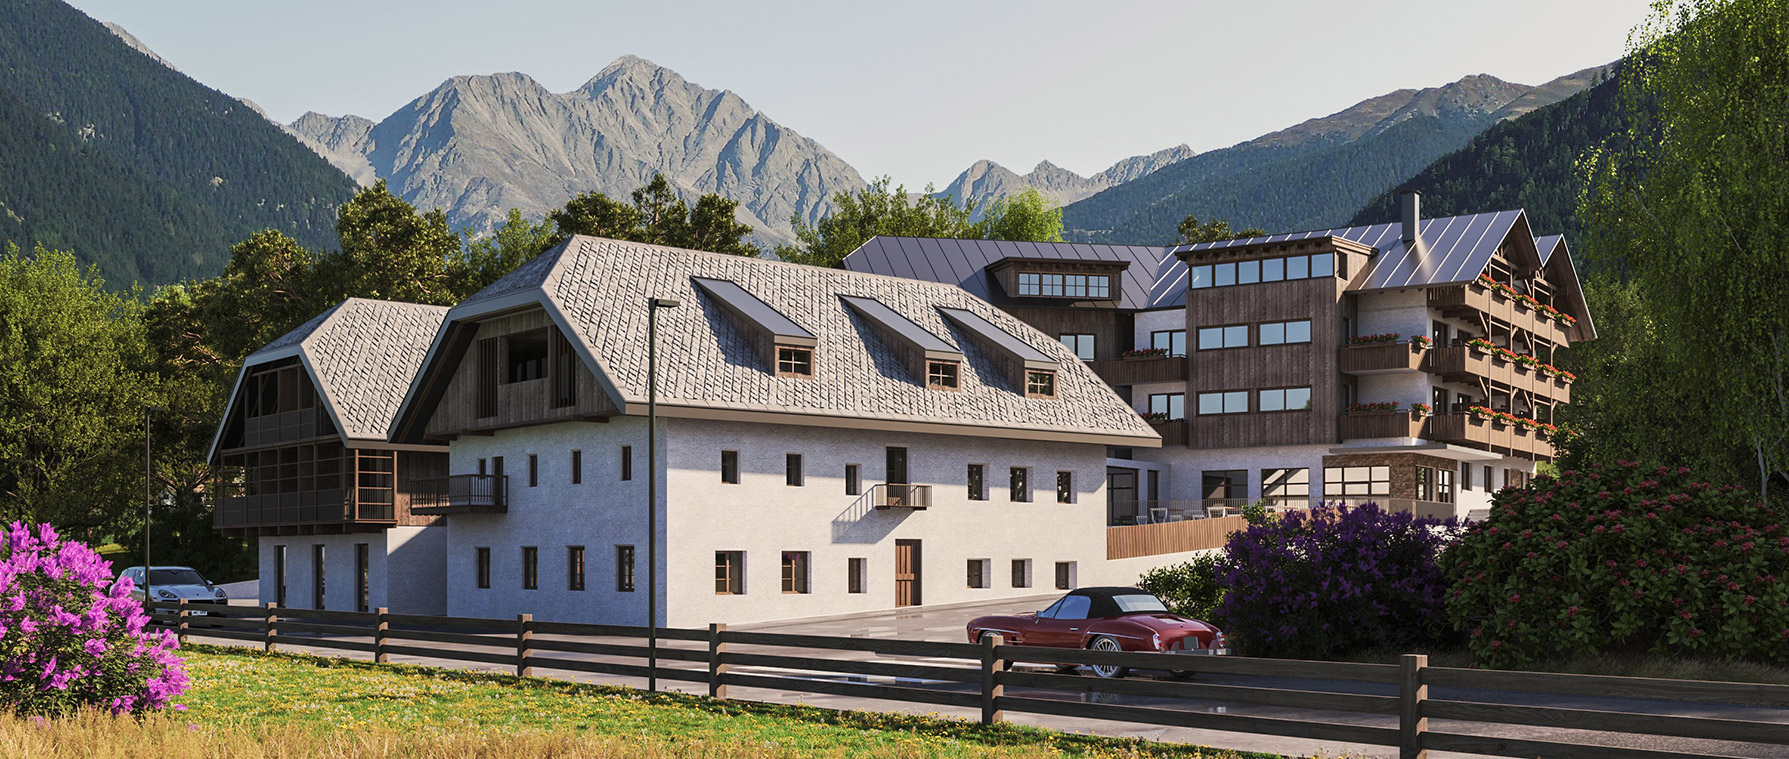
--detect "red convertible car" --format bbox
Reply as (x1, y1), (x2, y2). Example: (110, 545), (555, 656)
(965, 587), (1227, 678)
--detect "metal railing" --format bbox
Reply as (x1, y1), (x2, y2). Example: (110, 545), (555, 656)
(871, 483), (931, 509)
(410, 474), (509, 514)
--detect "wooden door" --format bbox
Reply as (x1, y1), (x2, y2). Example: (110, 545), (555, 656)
(894, 539), (921, 607)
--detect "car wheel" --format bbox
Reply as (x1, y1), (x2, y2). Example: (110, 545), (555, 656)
(1169, 669), (1195, 680)
(978, 632), (1014, 671)
(1087, 636), (1129, 679)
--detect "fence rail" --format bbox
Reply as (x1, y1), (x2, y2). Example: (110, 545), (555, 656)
(150, 601), (1789, 759)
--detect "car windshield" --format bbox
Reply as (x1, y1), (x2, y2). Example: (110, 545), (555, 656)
(147, 569), (207, 586)
(1112, 594), (1169, 614)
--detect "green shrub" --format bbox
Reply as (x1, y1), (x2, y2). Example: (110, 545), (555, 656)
(1446, 462), (1789, 669)
(1136, 554), (1225, 620)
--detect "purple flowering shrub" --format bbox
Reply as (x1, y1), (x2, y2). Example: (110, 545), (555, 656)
(1446, 463), (1789, 669)
(0, 522), (187, 716)
(1216, 503), (1463, 658)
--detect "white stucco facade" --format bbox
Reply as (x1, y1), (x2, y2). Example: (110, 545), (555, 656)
(256, 524), (445, 615)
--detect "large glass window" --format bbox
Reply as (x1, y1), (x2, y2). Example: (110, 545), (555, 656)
(1149, 393), (1186, 420)
(1259, 387), (1312, 412)
(1259, 320), (1312, 345)
(1202, 470), (1247, 504)
(1262, 468), (1310, 507)
(1197, 325), (1249, 350)
(1151, 329), (1187, 356)
(1017, 272), (1112, 298)
(1324, 466), (1391, 498)
(1197, 391), (1249, 415)
(1059, 333), (1095, 360)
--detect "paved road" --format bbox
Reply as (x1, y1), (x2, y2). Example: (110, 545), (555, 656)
(183, 598), (1789, 758)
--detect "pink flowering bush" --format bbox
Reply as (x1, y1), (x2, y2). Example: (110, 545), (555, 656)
(0, 522), (187, 716)
(1446, 463), (1789, 669)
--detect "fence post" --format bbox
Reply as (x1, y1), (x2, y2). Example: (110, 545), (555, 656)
(374, 607), (389, 664)
(708, 623), (729, 699)
(263, 602), (279, 653)
(516, 613), (533, 678)
(980, 633), (1005, 725)
(176, 599), (190, 646)
(1399, 653), (1428, 759)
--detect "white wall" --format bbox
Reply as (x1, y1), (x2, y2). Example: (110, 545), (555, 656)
(663, 418), (1110, 627)
(1133, 308), (1187, 351)
(1355, 289), (1428, 338)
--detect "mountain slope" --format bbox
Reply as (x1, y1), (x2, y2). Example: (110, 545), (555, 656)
(291, 57), (866, 246)
(937, 145), (1195, 209)
(1349, 67), (1624, 239)
(0, 0), (357, 286)
(1061, 69), (1602, 244)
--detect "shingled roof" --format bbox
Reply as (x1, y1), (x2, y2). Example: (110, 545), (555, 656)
(394, 236), (1157, 447)
(844, 210), (1572, 310)
(209, 298), (450, 459)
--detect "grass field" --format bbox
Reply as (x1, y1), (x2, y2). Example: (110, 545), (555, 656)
(0, 646), (1285, 758)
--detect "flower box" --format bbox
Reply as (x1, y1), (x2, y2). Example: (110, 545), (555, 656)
(1121, 348), (1170, 360)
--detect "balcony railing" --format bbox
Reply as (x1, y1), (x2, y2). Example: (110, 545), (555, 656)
(1427, 413), (1556, 461)
(1426, 345), (1573, 404)
(1338, 410), (1426, 440)
(1338, 342), (1425, 374)
(1089, 355), (1185, 385)
(871, 483), (931, 509)
(1149, 418), (1188, 446)
(1428, 282), (1572, 345)
(411, 474), (509, 515)
(214, 488), (354, 529)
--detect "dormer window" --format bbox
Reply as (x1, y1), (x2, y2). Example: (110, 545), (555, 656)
(927, 361), (960, 390)
(776, 346), (814, 378)
(1017, 272), (1110, 299)
(1025, 370), (1057, 399)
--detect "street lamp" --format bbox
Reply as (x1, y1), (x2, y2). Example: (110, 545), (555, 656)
(646, 296), (680, 693)
(144, 405), (169, 603)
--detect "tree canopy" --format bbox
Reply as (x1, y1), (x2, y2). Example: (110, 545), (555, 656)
(548, 174), (759, 257)
(775, 179), (1068, 268)
(1176, 215), (1268, 245)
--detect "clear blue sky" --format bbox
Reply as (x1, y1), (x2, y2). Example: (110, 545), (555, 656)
(66, 0), (1652, 189)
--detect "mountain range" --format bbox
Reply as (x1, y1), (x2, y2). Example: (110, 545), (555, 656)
(936, 146), (1195, 211)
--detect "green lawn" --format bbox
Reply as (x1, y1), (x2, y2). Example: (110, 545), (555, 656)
(151, 645), (1278, 758)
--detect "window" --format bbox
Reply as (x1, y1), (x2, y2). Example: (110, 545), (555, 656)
(1324, 466), (1392, 498)
(1197, 391), (1249, 415)
(1484, 465), (1493, 491)
(1432, 320), (1451, 347)
(1025, 370), (1056, 398)
(1259, 387), (1313, 412)
(1416, 466), (1434, 501)
(1189, 264), (1212, 289)
(845, 464), (861, 496)
(1019, 272), (1109, 298)
(848, 558), (867, 594)
(1262, 257), (1285, 282)
(1151, 329), (1187, 357)
(967, 559), (990, 589)
(776, 346), (813, 377)
(355, 543), (369, 613)
(1311, 252), (1335, 277)
(967, 464), (987, 501)
(715, 551), (744, 595)
(1214, 262), (1237, 287)
(312, 545), (325, 609)
(475, 547), (491, 589)
(781, 551), (810, 594)
(1203, 470), (1248, 504)
(1198, 325), (1249, 350)
(521, 546), (538, 590)
(1054, 562), (1075, 590)
(786, 453), (803, 486)
(1461, 462), (1473, 491)
(493, 456), (504, 482)
(1148, 393), (1186, 420)
(1287, 255), (1309, 280)
(275, 545), (287, 606)
(478, 458), (487, 476)
(571, 450), (582, 485)
(616, 545), (635, 592)
(1057, 471), (1074, 503)
(528, 454), (538, 487)
(568, 546), (586, 591)
(1437, 468), (1456, 504)
(1433, 387), (1449, 412)
(1059, 333), (1096, 360)
(621, 446), (633, 481)
(1262, 468), (1310, 507)
(1259, 320), (1312, 345)
(506, 331), (548, 383)
(721, 451), (739, 484)
(1012, 559), (1032, 588)
(1010, 467), (1030, 502)
(927, 360), (960, 389)
(1056, 594), (1092, 619)
(1238, 259), (1261, 284)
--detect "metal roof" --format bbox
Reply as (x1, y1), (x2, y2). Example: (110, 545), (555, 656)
(692, 277), (816, 345)
(937, 308), (1058, 370)
(840, 295), (963, 361)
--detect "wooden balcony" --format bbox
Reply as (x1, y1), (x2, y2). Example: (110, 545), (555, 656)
(212, 488), (396, 532)
(1338, 410), (1425, 440)
(1428, 282), (1572, 346)
(411, 474), (509, 515)
(1338, 342), (1425, 375)
(1090, 355), (1185, 385)
(240, 409), (330, 448)
(1427, 413), (1555, 461)
(1426, 345), (1573, 403)
(1149, 418), (1188, 446)
(871, 483), (931, 509)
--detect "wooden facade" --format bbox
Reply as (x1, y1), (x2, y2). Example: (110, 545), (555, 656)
(423, 308), (618, 441)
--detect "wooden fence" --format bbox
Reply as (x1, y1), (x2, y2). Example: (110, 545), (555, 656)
(150, 601), (1789, 759)
(1106, 515), (1247, 559)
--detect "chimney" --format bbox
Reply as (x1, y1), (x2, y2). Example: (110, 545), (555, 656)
(1400, 190), (1422, 249)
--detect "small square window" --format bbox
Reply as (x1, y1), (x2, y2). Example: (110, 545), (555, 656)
(1011, 559), (1032, 588)
(1262, 257), (1285, 282)
(1025, 370), (1056, 398)
(927, 361), (960, 389)
(781, 551), (810, 594)
(715, 551), (744, 595)
(1238, 260), (1261, 284)
(967, 559), (990, 589)
(776, 346), (814, 377)
(1055, 561), (1075, 590)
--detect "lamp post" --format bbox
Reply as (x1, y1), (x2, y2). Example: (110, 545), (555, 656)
(646, 296), (680, 693)
(144, 404), (171, 603)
